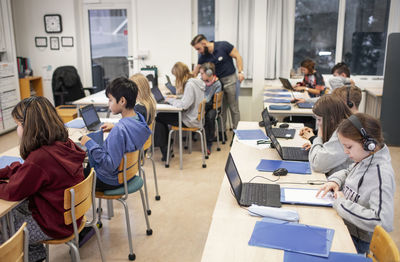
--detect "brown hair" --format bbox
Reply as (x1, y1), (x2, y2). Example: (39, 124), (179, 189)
(12, 96), (68, 159)
(332, 85), (362, 108)
(301, 59), (315, 73)
(312, 95), (352, 142)
(337, 113), (384, 147)
(171, 62), (193, 94)
(130, 73), (156, 124)
(191, 34), (207, 46)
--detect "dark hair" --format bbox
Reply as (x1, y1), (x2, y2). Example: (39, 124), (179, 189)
(337, 113), (384, 146)
(191, 34), (207, 46)
(332, 85), (362, 108)
(300, 59), (315, 73)
(331, 62), (351, 77)
(12, 96), (68, 159)
(312, 95), (352, 142)
(105, 77), (138, 109)
(200, 62), (216, 75)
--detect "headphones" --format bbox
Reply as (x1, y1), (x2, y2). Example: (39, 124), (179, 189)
(346, 85), (354, 108)
(22, 96), (37, 126)
(202, 63), (214, 77)
(348, 115), (377, 151)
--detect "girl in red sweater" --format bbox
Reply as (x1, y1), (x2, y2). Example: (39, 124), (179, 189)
(0, 97), (85, 262)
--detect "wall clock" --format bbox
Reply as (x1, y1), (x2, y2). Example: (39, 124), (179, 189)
(44, 14), (62, 33)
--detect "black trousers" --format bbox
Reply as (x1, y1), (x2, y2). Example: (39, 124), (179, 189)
(83, 164), (120, 191)
(154, 112), (187, 156)
(204, 108), (217, 145)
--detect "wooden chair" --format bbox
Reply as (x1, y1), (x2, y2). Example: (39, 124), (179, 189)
(213, 91), (225, 150)
(0, 222), (28, 262)
(165, 99), (207, 168)
(95, 151), (152, 261)
(368, 225), (400, 262)
(42, 169), (105, 262)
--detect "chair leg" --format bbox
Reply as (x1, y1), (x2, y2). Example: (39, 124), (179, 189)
(45, 244), (50, 262)
(150, 157), (160, 200)
(139, 188), (153, 236)
(220, 116), (226, 144)
(184, 131), (189, 150)
(202, 129), (209, 159)
(66, 241), (80, 262)
(215, 118), (221, 151)
(140, 166), (151, 215)
(116, 199), (136, 261)
(92, 225), (106, 262)
(96, 199), (103, 228)
(188, 131), (192, 154)
(165, 130), (174, 168)
(197, 130), (206, 168)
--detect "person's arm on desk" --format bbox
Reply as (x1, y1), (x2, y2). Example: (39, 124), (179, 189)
(0, 161), (22, 179)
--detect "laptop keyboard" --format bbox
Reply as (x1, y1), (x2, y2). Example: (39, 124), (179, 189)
(283, 147), (308, 161)
(241, 183), (273, 206)
(272, 128), (295, 138)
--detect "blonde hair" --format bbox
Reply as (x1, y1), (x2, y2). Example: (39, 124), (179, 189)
(130, 73), (156, 124)
(171, 62), (193, 94)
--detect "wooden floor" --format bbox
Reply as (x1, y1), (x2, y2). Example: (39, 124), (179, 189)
(0, 129), (399, 261)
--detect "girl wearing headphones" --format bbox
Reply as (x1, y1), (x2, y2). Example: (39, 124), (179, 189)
(301, 95), (353, 176)
(0, 97), (86, 261)
(317, 113), (395, 254)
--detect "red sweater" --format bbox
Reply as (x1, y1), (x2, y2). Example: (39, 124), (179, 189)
(0, 139), (85, 239)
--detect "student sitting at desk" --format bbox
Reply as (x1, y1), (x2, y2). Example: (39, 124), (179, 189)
(331, 85), (362, 114)
(317, 113), (395, 254)
(131, 73), (157, 125)
(0, 96), (85, 261)
(155, 62), (205, 161)
(294, 59), (326, 97)
(200, 62), (222, 154)
(329, 62), (355, 90)
(301, 95), (353, 176)
(80, 77), (151, 191)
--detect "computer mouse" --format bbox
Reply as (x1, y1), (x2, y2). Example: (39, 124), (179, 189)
(279, 123), (289, 128)
(273, 168), (288, 176)
(258, 121), (265, 127)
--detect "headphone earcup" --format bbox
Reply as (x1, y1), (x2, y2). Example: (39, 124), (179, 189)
(364, 138), (377, 151)
(347, 101), (354, 108)
(206, 69), (213, 77)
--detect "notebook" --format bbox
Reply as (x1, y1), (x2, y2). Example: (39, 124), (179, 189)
(280, 188), (334, 207)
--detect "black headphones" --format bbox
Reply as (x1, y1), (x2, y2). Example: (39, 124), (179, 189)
(22, 96), (37, 126)
(348, 115), (377, 151)
(346, 85), (354, 108)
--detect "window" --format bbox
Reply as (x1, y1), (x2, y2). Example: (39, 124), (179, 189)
(198, 0), (215, 41)
(293, 0), (339, 74)
(342, 0), (390, 75)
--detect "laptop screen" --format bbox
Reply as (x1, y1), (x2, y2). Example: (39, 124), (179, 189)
(80, 105), (100, 128)
(225, 153), (242, 204)
(151, 85), (164, 102)
(261, 109), (283, 158)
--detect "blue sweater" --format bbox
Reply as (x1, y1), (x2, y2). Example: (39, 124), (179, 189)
(85, 114), (151, 186)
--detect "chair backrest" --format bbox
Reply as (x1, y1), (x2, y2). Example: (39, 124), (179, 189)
(0, 222), (28, 262)
(213, 91), (224, 111)
(368, 225), (400, 262)
(52, 66), (85, 106)
(117, 150), (139, 184)
(197, 99), (207, 122)
(143, 122), (153, 151)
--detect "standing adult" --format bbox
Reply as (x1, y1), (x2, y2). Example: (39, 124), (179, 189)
(191, 34), (243, 132)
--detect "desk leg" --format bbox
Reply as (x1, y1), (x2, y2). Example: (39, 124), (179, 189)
(179, 111), (183, 170)
(1, 216), (9, 241)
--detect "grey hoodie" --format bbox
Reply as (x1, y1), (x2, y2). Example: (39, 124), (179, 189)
(167, 78), (205, 127)
(304, 76), (352, 103)
(309, 130), (353, 176)
(328, 145), (395, 242)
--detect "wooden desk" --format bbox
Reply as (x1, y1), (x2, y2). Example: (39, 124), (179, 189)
(200, 121), (356, 261)
(364, 86), (382, 118)
(73, 90), (185, 169)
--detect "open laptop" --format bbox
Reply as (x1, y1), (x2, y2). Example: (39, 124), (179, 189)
(79, 104), (102, 131)
(225, 153), (281, 207)
(262, 108), (295, 139)
(151, 85), (168, 104)
(165, 75), (176, 95)
(279, 77), (296, 92)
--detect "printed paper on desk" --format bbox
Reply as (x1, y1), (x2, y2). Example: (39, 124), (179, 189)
(235, 139), (271, 150)
(281, 188), (334, 206)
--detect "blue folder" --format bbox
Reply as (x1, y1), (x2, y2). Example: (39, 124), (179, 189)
(87, 130), (104, 146)
(249, 221), (334, 257)
(256, 159), (311, 174)
(0, 156), (24, 169)
(297, 102), (314, 109)
(266, 89), (289, 92)
(284, 251), (372, 262)
(235, 129), (268, 140)
(264, 93), (292, 98)
(264, 98), (291, 103)
(65, 119), (86, 129)
(269, 105), (291, 110)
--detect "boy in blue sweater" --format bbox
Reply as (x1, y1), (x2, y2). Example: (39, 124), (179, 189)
(81, 77), (151, 191)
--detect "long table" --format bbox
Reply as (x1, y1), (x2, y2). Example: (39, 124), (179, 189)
(200, 121), (356, 261)
(73, 90), (185, 169)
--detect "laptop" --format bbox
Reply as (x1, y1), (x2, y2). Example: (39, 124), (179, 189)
(225, 153), (281, 207)
(79, 104), (102, 131)
(261, 110), (309, 162)
(262, 108), (295, 139)
(165, 75), (176, 95)
(279, 77), (296, 91)
(151, 85), (168, 104)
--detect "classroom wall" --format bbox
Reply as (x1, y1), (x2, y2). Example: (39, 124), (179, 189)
(12, 0), (80, 103)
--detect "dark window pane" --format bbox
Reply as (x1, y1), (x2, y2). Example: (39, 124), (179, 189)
(198, 0), (215, 41)
(293, 0), (339, 74)
(343, 0), (390, 75)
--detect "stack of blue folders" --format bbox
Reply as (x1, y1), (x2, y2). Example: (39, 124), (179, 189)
(0, 156), (24, 169)
(264, 93), (292, 97)
(235, 129), (269, 140)
(256, 159), (311, 174)
(264, 98), (291, 103)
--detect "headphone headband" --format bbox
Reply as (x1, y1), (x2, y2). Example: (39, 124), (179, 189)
(348, 115), (377, 151)
(346, 85), (354, 108)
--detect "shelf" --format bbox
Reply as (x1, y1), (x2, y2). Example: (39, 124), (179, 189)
(19, 76), (43, 99)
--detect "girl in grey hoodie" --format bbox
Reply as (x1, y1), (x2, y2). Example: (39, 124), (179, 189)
(317, 113), (395, 254)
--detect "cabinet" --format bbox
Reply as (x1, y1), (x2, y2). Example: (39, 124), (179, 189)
(19, 76), (43, 99)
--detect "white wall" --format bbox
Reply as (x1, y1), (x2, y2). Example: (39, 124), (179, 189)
(12, 0), (80, 103)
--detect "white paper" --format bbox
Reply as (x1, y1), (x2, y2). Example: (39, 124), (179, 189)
(283, 188), (334, 206)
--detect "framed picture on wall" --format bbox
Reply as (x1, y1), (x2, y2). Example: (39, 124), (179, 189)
(35, 37), (47, 47)
(61, 37), (74, 47)
(50, 37), (60, 50)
